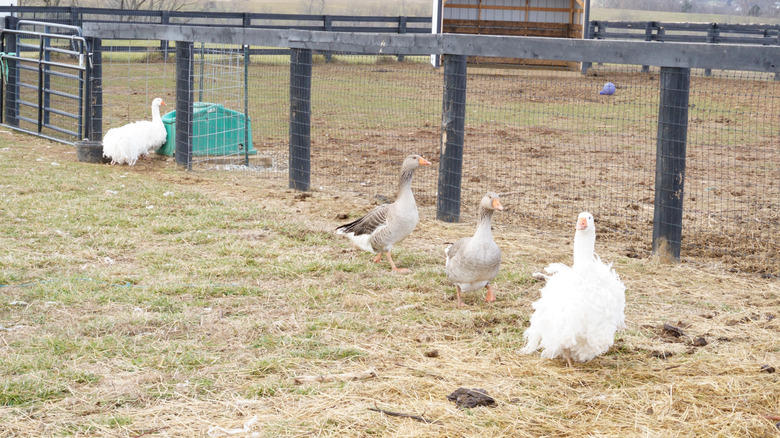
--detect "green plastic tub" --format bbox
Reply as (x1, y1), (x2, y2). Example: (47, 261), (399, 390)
(157, 102), (255, 157)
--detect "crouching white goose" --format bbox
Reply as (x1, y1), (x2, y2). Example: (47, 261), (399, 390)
(445, 192), (503, 307)
(521, 212), (626, 366)
(336, 154), (431, 273)
(103, 98), (167, 165)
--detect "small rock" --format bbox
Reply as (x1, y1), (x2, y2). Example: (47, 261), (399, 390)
(336, 213), (349, 220)
(447, 388), (496, 409)
(424, 349), (439, 358)
(692, 337), (707, 347)
(760, 364), (775, 373)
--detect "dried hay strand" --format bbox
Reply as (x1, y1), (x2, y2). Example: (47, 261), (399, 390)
(0, 133), (777, 437)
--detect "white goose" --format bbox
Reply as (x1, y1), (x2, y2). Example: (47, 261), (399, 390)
(444, 192), (503, 307)
(521, 212), (626, 366)
(336, 154), (431, 273)
(103, 98), (167, 165)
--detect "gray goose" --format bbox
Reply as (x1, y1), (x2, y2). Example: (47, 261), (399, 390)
(445, 192), (503, 307)
(336, 154), (431, 273)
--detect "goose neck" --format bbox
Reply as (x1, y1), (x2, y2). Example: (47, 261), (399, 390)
(474, 207), (494, 239)
(572, 229), (596, 266)
(396, 168), (415, 197)
(151, 104), (162, 123)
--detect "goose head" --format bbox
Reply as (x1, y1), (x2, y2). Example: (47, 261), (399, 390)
(481, 192), (503, 212)
(573, 212), (596, 266)
(152, 98), (166, 108)
(402, 154), (431, 171)
(576, 212), (594, 232)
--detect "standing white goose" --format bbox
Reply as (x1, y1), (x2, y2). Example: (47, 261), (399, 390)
(445, 192), (503, 307)
(336, 154), (431, 273)
(521, 212), (626, 366)
(102, 98), (167, 165)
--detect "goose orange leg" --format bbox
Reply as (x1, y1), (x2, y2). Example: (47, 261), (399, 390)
(484, 284), (496, 303)
(385, 252), (409, 274)
(456, 285), (465, 308)
(373, 253), (382, 263)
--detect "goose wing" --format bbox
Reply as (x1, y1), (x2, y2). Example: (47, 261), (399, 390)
(336, 203), (390, 236)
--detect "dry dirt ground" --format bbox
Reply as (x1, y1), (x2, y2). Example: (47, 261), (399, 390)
(1, 132), (777, 437)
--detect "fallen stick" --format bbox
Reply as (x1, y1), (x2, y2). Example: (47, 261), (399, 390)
(368, 405), (441, 425)
(294, 369), (377, 385)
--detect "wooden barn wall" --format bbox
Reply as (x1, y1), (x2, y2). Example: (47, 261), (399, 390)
(443, 0), (582, 24)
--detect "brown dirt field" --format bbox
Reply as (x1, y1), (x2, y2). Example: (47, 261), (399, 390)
(85, 59), (779, 275)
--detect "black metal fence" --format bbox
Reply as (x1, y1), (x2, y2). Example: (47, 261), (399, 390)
(587, 20), (780, 45)
(1, 14), (777, 276)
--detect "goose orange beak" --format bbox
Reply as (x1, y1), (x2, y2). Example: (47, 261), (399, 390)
(492, 198), (503, 211)
(576, 217), (588, 230)
(161, 100), (167, 106)
(418, 157), (431, 166)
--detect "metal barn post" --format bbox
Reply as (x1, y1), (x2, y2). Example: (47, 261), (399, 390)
(2, 15), (19, 127)
(175, 41), (193, 171)
(580, 0), (591, 74)
(652, 66), (690, 263)
(437, 54), (467, 223)
(87, 37), (102, 141)
(289, 48), (312, 191)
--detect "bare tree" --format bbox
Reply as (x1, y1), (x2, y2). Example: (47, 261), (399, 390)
(300, 0), (327, 15)
(105, 0), (202, 11)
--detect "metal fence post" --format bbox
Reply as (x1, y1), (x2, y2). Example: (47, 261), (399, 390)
(437, 54), (467, 223)
(2, 15), (19, 127)
(324, 15), (332, 63)
(653, 66), (690, 263)
(175, 41), (193, 171)
(641, 22), (654, 73)
(160, 11), (170, 61)
(775, 25), (780, 81)
(69, 6), (81, 27)
(87, 37), (102, 141)
(398, 16), (407, 63)
(289, 48), (312, 191)
(704, 23), (718, 77)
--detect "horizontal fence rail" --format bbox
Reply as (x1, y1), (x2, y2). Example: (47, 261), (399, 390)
(0, 6), (432, 33)
(588, 20), (780, 45)
(82, 23), (780, 74)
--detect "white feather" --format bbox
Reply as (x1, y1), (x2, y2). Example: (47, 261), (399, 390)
(337, 231), (375, 253)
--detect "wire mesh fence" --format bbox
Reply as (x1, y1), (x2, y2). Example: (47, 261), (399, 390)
(25, 26), (780, 276)
(98, 41), (174, 145)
